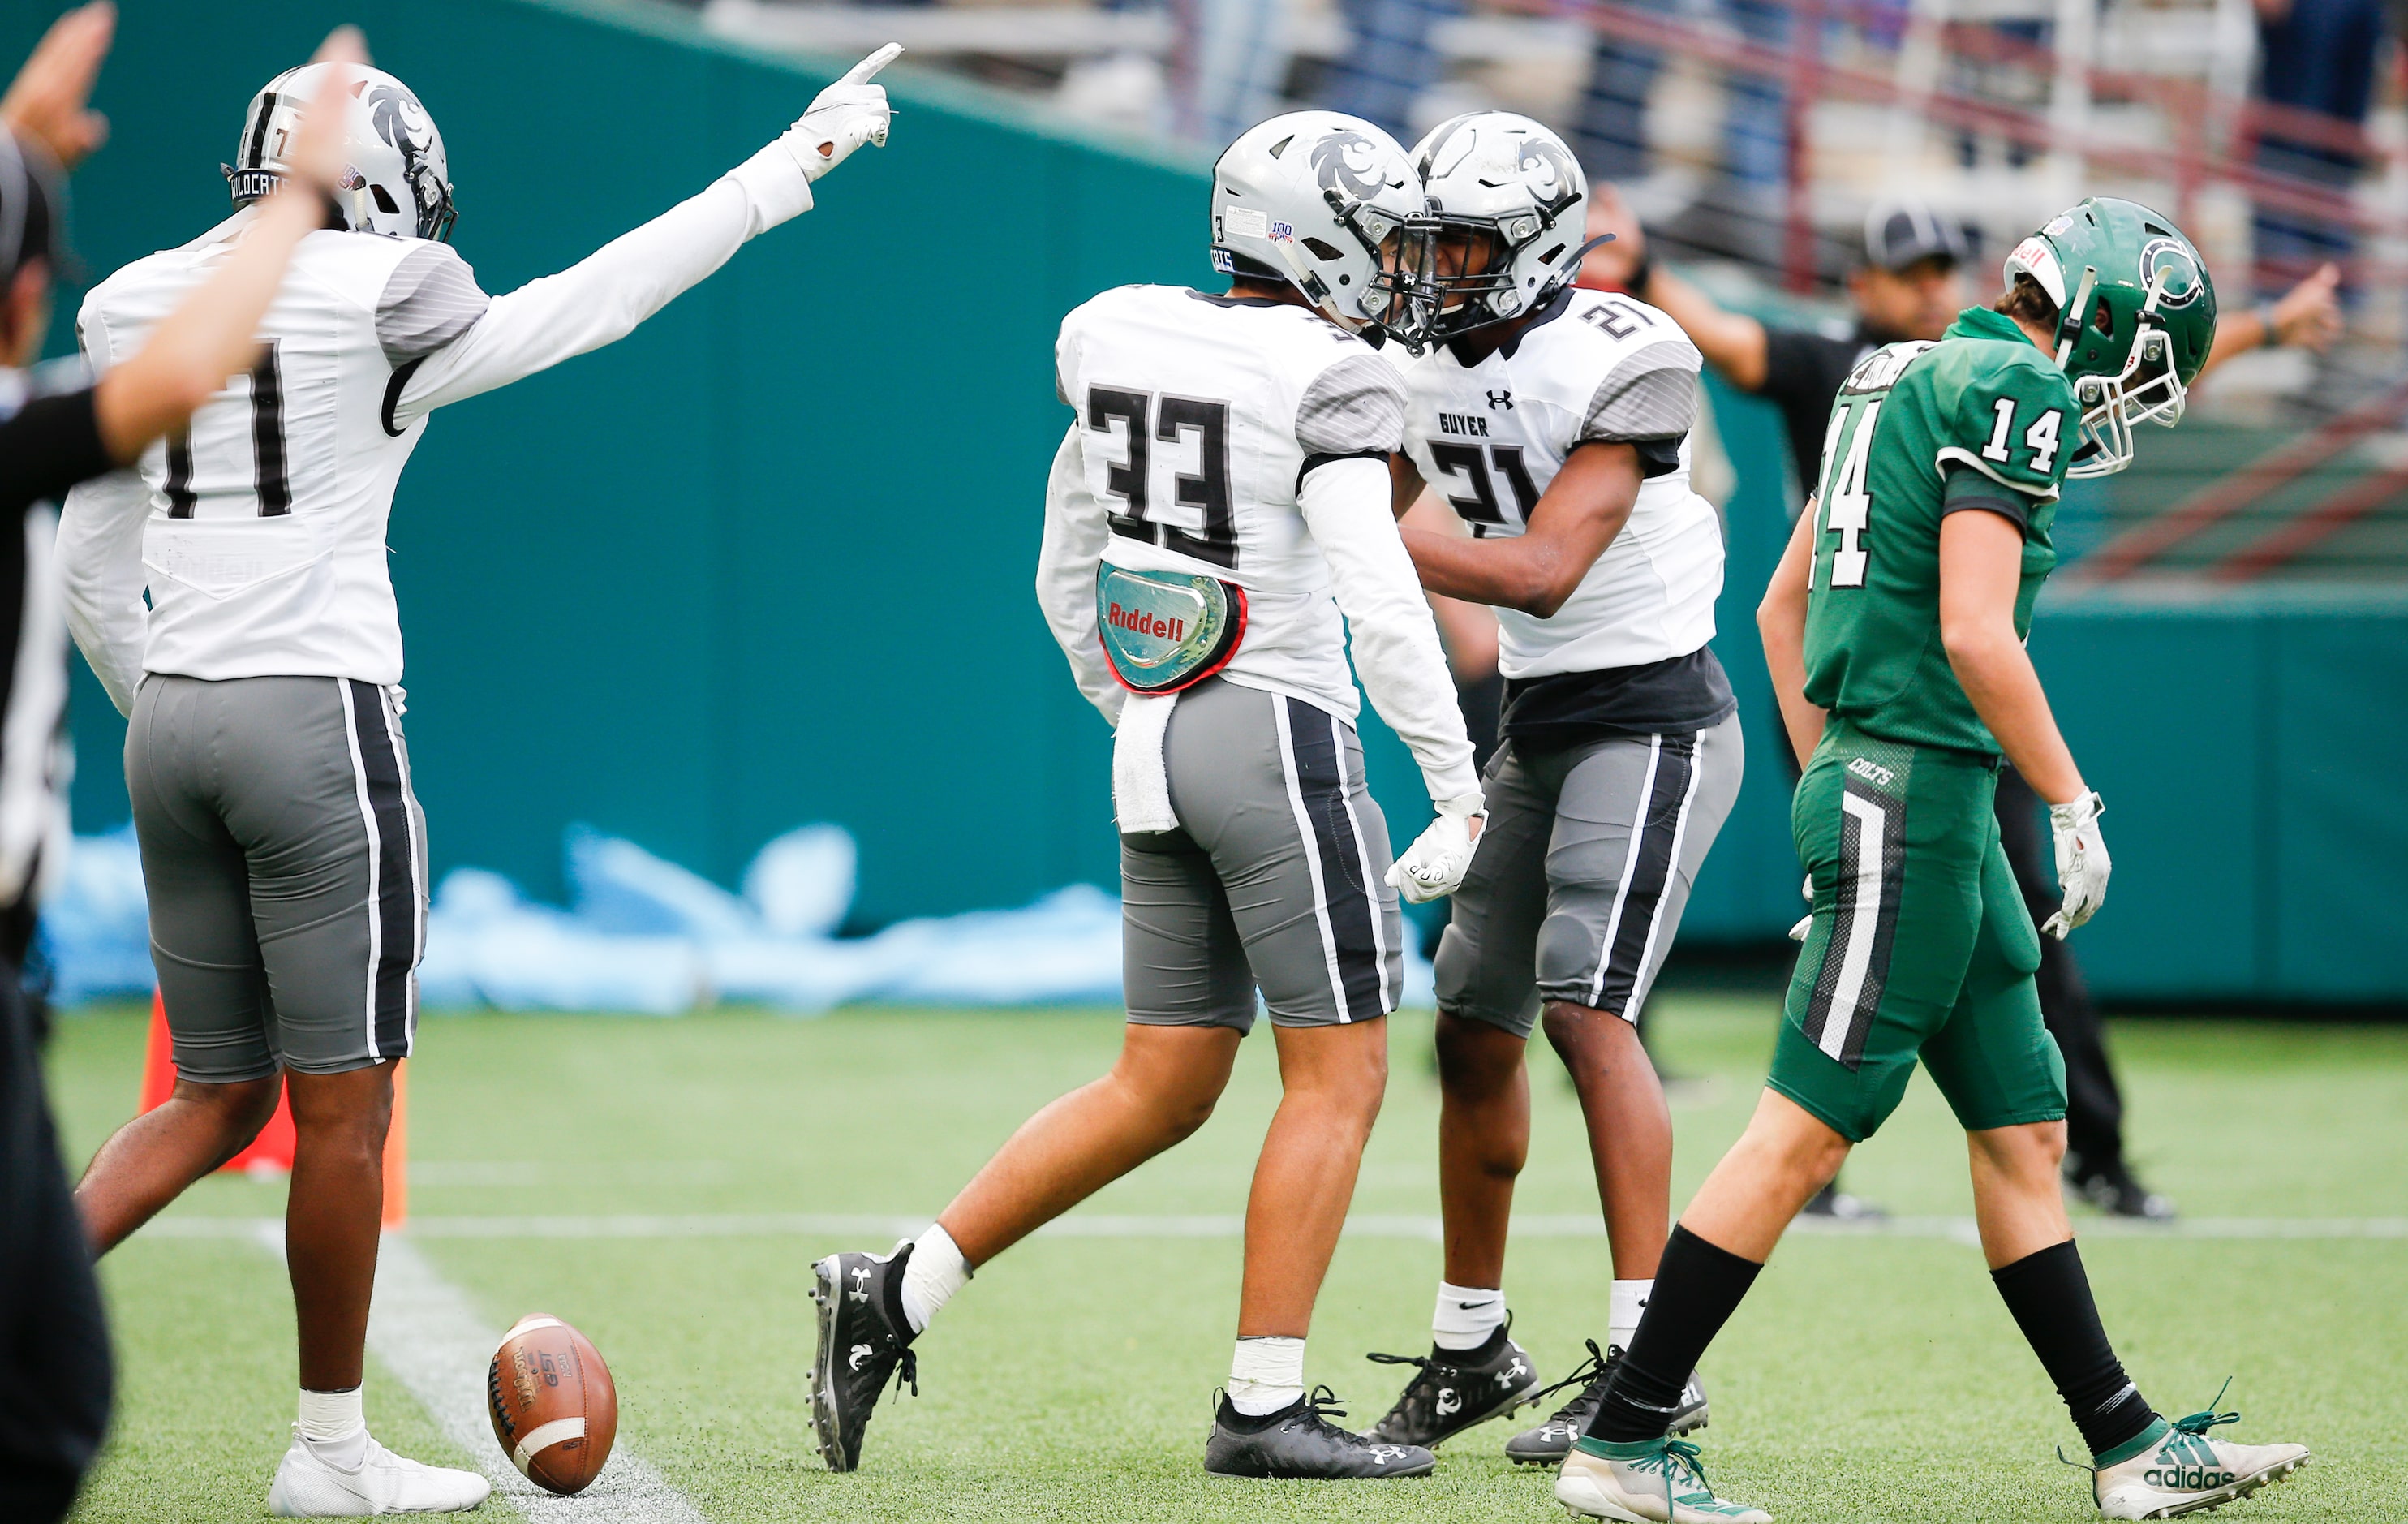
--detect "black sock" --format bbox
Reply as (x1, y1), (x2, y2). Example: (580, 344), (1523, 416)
(1991, 1240), (2159, 1458)
(1584, 1225), (1761, 1444)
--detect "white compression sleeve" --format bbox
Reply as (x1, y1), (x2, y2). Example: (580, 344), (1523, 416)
(1034, 424), (1124, 727)
(393, 158), (807, 425)
(1297, 455), (1479, 803)
(57, 467), (152, 717)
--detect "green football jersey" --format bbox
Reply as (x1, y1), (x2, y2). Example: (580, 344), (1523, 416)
(1801, 306), (2075, 755)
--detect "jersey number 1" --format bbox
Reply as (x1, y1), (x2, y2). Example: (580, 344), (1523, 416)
(161, 342), (291, 519)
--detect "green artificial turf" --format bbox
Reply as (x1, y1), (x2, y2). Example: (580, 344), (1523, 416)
(45, 996), (2408, 1522)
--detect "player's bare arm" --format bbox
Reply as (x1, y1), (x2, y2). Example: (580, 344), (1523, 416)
(1936, 507), (2083, 803)
(1401, 440), (1643, 617)
(1757, 497), (1824, 768)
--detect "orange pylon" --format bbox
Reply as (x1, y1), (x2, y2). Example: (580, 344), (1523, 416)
(139, 990), (408, 1229)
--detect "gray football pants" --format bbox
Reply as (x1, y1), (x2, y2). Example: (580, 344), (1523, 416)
(1437, 712), (1744, 1035)
(1121, 677), (1404, 1031)
(127, 675), (427, 1083)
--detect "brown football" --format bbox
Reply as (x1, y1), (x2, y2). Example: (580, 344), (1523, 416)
(486, 1313), (617, 1495)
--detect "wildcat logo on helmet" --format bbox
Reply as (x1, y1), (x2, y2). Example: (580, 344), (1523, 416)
(1511, 136), (1580, 217)
(1309, 131), (1391, 200)
(2139, 236), (2205, 308)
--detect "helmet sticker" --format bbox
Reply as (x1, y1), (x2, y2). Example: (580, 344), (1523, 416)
(1222, 205), (1268, 239)
(363, 83), (438, 175)
(2006, 236), (2066, 307)
(2042, 214), (2075, 238)
(1269, 220), (1296, 243)
(2139, 236), (2204, 308)
(1309, 131), (1390, 200)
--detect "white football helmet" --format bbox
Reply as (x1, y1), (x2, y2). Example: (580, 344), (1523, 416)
(226, 63), (456, 242)
(1210, 111), (1430, 346)
(1410, 112), (1593, 338)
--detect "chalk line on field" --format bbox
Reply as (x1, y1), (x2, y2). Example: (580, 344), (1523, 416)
(247, 1223), (708, 1523)
(167, 1211), (2408, 1244)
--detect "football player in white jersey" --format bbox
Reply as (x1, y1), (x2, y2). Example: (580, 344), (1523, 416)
(1356, 114), (1744, 1463)
(807, 112), (1483, 1481)
(54, 42), (903, 1517)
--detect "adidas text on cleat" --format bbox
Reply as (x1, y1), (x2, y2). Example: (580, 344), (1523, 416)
(806, 1242), (919, 1472)
(1559, 1436), (1769, 1524)
(2090, 1397), (2311, 1520)
(266, 1427), (492, 1517)
(1506, 1341), (1708, 1466)
(1205, 1388), (1436, 1479)
(1360, 1322), (1540, 1449)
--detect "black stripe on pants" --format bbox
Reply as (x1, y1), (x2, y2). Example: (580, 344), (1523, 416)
(346, 681), (416, 1059)
(1283, 697), (1385, 1022)
(1591, 732), (1697, 1017)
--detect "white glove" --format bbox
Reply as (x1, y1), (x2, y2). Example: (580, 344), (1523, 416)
(2041, 790), (2110, 939)
(1386, 792), (1486, 905)
(1787, 874), (1812, 942)
(789, 42), (900, 180)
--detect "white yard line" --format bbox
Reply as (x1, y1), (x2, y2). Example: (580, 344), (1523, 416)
(172, 1212), (2408, 1244)
(247, 1224), (709, 1523)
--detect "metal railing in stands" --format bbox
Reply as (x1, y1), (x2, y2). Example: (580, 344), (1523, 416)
(2073, 376), (2408, 583)
(1505, 0), (2395, 294)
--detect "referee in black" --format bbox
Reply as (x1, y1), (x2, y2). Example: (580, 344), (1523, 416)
(0, 12), (364, 1515)
(1582, 189), (2188, 1219)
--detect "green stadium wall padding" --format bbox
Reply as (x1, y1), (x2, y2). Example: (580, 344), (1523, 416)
(12, 0), (2402, 1001)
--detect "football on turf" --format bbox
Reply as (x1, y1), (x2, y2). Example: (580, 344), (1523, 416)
(487, 1313), (617, 1495)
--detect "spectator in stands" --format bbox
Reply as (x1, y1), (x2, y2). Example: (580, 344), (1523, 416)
(0, 12), (367, 1518)
(1321, 0), (1458, 138)
(1579, 191), (2350, 1220)
(2251, 0), (2387, 299)
(1570, 0), (1794, 265)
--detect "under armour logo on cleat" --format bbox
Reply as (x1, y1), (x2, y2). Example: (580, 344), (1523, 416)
(1507, 1358), (1530, 1380)
(849, 1344), (874, 1371)
(1436, 1389), (1461, 1416)
(1486, 390), (1513, 410)
(1366, 1445), (1408, 1462)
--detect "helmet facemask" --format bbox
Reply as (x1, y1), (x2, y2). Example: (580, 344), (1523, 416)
(2061, 265), (2191, 480)
(1418, 204), (1573, 342)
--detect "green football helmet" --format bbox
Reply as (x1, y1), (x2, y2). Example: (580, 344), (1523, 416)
(2003, 197), (2216, 478)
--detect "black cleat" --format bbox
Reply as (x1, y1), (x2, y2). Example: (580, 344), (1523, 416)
(1204, 1388), (1435, 1479)
(806, 1242), (918, 1472)
(1801, 1182), (1888, 1220)
(1359, 1322), (1540, 1449)
(1503, 1340), (1708, 1466)
(2067, 1157), (2176, 1220)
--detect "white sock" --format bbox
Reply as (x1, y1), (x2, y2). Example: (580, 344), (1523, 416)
(898, 1224), (971, 1335)
(1432, 1281), (1507, 1350)
(298, 1386), (367, 1468)
(1226, 1335), (1306, 1417)
(1609, 1278), (1654, 1354)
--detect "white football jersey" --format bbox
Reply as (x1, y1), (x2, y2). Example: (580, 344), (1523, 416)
(71, 215), (487, 687)
(1400, 286), (1725, 680)
(1055, 285), (1406, 721)
(63, 174), (782, 706)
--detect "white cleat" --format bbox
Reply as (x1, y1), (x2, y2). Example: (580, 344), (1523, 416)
(267, 1427), (492, 1516)
(1556, 1436), (1771, 1523)
(2092, 1406), (2310, 1520)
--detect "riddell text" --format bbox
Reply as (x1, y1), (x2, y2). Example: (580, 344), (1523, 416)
(1108, 603), (1186, 643)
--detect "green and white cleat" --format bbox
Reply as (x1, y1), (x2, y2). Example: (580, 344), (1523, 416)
(2090, 1395), (2310, 1520)
(1558, 1436), (1769, 1523)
